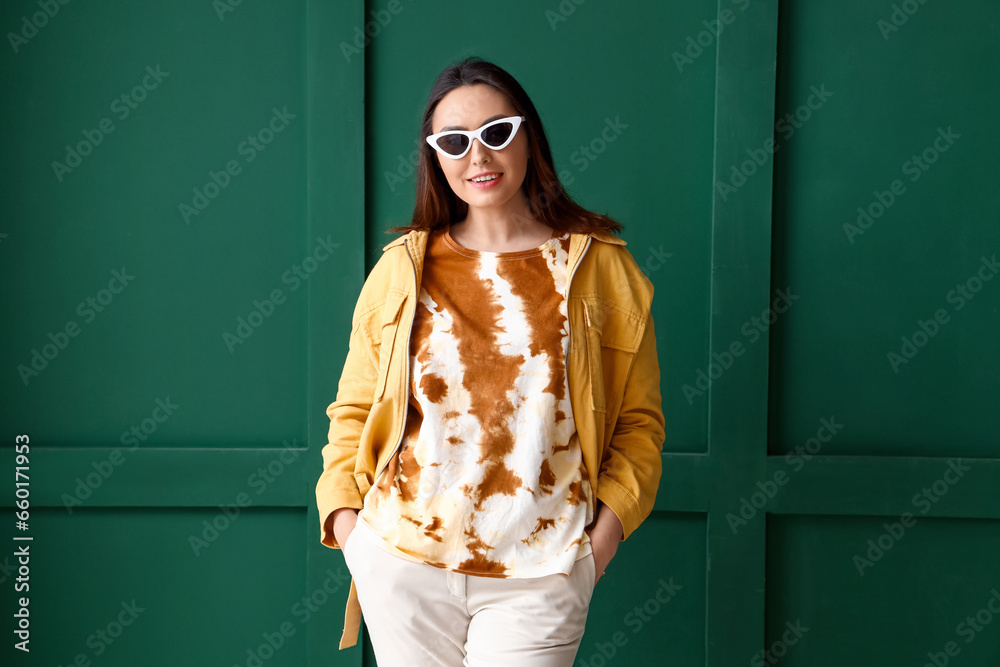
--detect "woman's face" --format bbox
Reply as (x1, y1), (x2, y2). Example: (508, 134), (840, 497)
(429, 84), (530, 214)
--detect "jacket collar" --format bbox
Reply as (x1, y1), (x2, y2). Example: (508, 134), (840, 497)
(381, 226), (626, 252)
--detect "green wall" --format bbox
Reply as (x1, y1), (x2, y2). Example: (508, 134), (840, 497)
(2, 1), (997, 665)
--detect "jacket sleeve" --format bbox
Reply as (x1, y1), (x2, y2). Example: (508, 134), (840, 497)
(596, 311), (665, 542)
(315, 289), (380, 550)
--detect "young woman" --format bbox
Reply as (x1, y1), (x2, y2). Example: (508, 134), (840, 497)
(315, 56), (665, 666)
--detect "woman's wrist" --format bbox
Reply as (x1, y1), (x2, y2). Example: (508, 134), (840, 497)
(332, 507), (359, 547)
(593, 502), (624, 543)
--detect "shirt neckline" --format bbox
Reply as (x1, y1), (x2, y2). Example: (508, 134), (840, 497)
(443, 224), (563, 259)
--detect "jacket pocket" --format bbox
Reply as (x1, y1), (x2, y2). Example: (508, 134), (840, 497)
(354, 470), (372, 497)
(373, 291), (407, 403)
(582, 297), (644, 421)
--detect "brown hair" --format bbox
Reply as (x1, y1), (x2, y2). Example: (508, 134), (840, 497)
(386, 56), (624, 237)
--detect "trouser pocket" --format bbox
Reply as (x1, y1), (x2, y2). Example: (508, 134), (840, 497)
(342, 518), (367, 571)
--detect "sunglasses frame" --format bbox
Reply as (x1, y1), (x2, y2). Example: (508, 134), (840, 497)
(425, 115), (527, 159)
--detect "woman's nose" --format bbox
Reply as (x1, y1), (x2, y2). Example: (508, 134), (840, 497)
(468, 137), (491, 163)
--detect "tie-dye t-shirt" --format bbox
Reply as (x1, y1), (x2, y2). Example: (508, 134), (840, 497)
(356, 223), (594, 578)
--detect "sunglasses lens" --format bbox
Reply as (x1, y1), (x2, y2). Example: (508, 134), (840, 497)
(482, 121), (515, 148)
(435, 134), (469, 156)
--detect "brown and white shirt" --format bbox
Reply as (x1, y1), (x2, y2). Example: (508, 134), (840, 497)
(357, 223), (594, 578)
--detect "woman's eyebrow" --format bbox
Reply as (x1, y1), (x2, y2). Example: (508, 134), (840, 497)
(440, 114), (507, 132)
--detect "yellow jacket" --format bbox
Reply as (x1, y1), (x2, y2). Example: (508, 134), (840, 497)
(315, 227), (665, 649)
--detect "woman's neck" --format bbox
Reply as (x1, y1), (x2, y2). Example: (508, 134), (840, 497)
(450, 200), (552, 253)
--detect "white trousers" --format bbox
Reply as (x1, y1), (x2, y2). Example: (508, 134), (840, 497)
(343, 514), (596, 666)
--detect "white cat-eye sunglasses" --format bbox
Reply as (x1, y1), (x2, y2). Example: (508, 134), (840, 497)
(425, 115), (527, 159)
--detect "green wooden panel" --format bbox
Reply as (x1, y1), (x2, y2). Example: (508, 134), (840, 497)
(578, 513), (707, 666)
(766, 456), (1000, 519)
(767, 515), (1000, 665)
(702, 0), (780, 665)
(654, 453), (713, 512)
(761, 2), (1000, 667)
(0, 0), (362, 665)
(768, 0), (1000, 457)
(0, 0), (308, 444)
(0, 508), (307, 666)
(0, 446), (311, 508)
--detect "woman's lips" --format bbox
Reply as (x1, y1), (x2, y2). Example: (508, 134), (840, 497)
(468, 173), (503, 190)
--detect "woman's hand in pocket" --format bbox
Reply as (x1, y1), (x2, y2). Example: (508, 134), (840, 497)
(333, 507), (360, 554)
(589, 504), (624, 586)
(590, 529), (619, 587)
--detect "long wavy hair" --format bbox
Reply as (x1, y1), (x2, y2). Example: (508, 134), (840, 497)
(386, 56), (624, 237)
